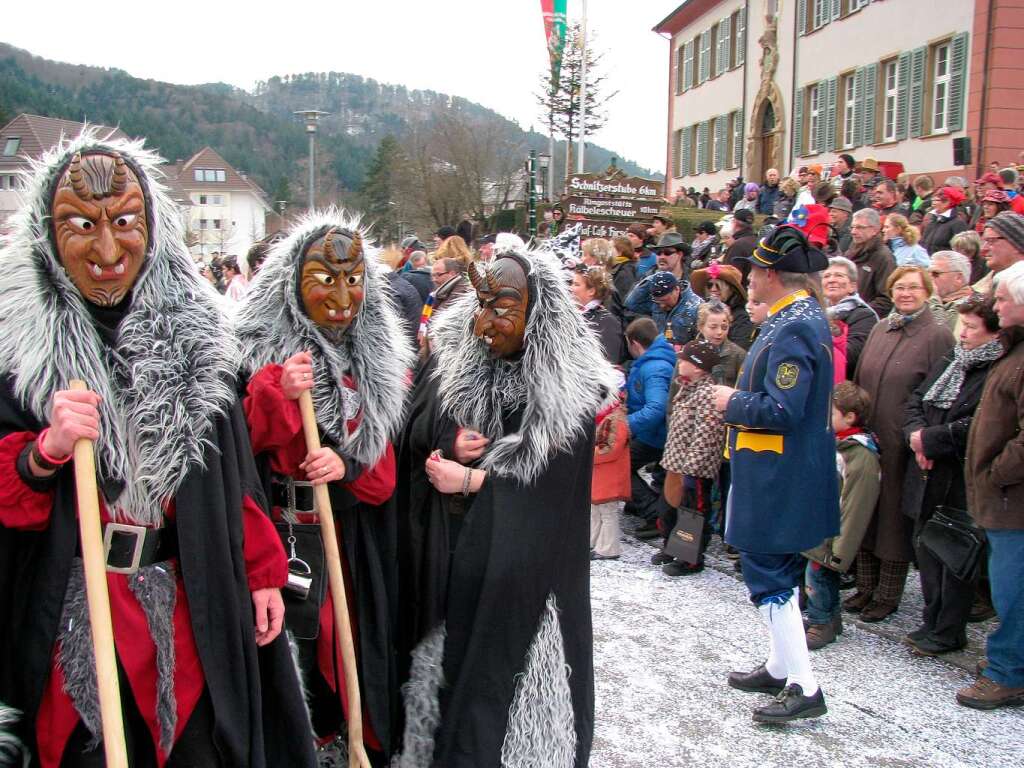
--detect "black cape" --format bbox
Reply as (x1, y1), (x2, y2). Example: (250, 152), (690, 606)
(397, 359), (596, 767)
(0, 377), (316, 768)
(241, 373), (402, 758)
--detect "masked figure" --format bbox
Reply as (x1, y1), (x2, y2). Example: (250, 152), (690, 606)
(394, 247), (618, 768)
(0, 135), (315, 767)
(235, 211), (414, 764)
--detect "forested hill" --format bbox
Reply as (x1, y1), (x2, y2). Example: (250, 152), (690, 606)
(0, 43), (659, 203)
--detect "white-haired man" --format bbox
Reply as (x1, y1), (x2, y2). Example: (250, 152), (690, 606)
(843, 208), (896, 316)
(928, 250), (978, 332)
(960, 260), (1024, 710)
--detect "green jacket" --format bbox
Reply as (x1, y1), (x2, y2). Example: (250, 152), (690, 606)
(803, 434), (881, 572)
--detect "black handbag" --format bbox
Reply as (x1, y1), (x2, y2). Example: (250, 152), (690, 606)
(663, 507), (705, 565)
(275, 520), (327, 640)
(918, 505), (986, 582)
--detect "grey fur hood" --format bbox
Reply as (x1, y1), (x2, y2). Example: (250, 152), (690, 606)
(0, 130), (237, 526)
(234, 209), (414, 466)
(429, 245), (618, 485)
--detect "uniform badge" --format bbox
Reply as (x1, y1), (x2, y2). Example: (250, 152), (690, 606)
(776, 363), (799, 390)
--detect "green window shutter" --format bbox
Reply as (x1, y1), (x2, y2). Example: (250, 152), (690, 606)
(797, 0), (808, 36)
(826, 77), (838, 152)
(671, 129), (680, 177)
(830, 0), (841, 21)
(683, 40), (694, 92)
(735, 8), (746, 66)
(949, 32), (969, 131)
(815, 84), (827, 156)
(699, 31), (710, 83)
(895, 52), (911, 140)
(853, 67), (865, 147)
(793, 88), (805, 157)
(720, 17), (731, 76)
(733, 108), (744, 168)
(715, 116), (727, 171)
(908, 46), (927, 138)
(862, 63), (878, 145)
(699, 120), (710, 173)
(680, 126), (692, 176)
(676, 46), (684, 95)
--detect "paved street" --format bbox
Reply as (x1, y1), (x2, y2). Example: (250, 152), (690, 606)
(590, 515), (1024, 767)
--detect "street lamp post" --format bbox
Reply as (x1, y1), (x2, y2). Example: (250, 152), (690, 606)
(537, 154), (551, 202)
(276, 200), (287, 232)
(527, 150), (538, 238)
(294, 109), (329, 211)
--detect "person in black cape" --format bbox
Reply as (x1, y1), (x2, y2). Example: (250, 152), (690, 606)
(394, 246), (618, 767)
(0, 134), (315, 766)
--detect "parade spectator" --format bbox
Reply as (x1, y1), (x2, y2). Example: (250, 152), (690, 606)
(657, 341), (725, 576)
(649, 213), (676, 240)
(624, 318), (675, 533)
(872, 179), (906, 225)
(650, 271), (702, 347)
(707, 189), (731, 212)
(549, 204), (566, 235)
(832, 154), (857, 192)
(822, 256), (879, 378)
(690, 221), (719, 272)
(735, 183), (760, 212)
(695, 300), (747, 387)
(627, 222), (657, 277)
(829, 197), (854, 255)
(998, 167), (1024, 214)
(590, 391), (631, 561)
(475, 233), (496, 262)
(884, 214), (930, 267)
(845, 208), (896, 316)
(908, 176), (935, 226)
(921, 187), (969, 254)
(378, 247), (424, 347)
(959, 260), (1024, 710)
(850, 266), (955, 622)
(796, 165), (822, 208)
(724, 208), (757, 281)
(434, 225), (458, 247)
(951, 230), (988, 285)
(691, 263), (753, 350)
(804, 381), (880, 650)
(610, 236), (640, 306)
(774, 176), (799, 220)
(456, 217), (474, 249)
(856, 157), (884, 190)
(904, 296), (1002, 657)
(699, 188), (712, 208)
(221, 256), (249, 302)
(974, 189), (1011, 235)
(975, 171), (1002, 198)
(624, 233), (690, 319)
(813, 181), (836, 207)
(582, 237), (614, 268)
(404, 249), (433, 301)
(758, 168), (781, 214)
(928, 250), (978, 332)
(974, 211), (1024, 294)
(434, 231), (474, 268)
(571, 265), (625, 364)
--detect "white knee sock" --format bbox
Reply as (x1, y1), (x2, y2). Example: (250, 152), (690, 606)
(762, 588), (819, 696)
(758, 602), (786, 679)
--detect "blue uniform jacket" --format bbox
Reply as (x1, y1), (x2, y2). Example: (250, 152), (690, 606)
(626, 334), (676, 449)
(724, 292), (840, 554)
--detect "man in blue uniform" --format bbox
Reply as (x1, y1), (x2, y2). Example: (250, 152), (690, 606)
(712, 225), (840, 723)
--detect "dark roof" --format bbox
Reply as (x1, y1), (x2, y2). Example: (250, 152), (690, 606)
(0, 114), (128, 171)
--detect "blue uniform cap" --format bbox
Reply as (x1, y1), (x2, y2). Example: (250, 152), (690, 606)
(650, 271), (679, 297)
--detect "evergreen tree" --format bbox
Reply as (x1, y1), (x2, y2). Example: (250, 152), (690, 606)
(358, 135), (403, 244)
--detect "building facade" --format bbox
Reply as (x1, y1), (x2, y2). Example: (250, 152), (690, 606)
(655, 0), (1024, 197)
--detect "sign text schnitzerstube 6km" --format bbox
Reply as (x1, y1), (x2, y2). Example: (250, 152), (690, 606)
(565, 173), (665, 238)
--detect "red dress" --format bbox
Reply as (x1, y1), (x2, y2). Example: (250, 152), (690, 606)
(0, 431), (287, 768)
(243, 364), (396, 750)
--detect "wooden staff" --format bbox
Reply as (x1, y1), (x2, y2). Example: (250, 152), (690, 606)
(69, 379), (128, 768)
(297, 390), (371, 768)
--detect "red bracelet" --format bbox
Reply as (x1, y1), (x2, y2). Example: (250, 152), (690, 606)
(36, 428), (73, 466)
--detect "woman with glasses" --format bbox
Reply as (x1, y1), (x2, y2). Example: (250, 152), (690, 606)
(848, 266), (955, 623)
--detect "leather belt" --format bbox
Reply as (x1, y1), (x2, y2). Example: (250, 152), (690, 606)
(102, 522), (178, 574)
(271, 476), (317, 516)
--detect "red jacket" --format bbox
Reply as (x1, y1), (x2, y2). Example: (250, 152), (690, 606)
(591, 406), (631, 504)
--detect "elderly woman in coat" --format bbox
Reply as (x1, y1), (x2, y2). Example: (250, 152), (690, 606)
(902, 296), (1002, 655)
(848, 265), (955, 622)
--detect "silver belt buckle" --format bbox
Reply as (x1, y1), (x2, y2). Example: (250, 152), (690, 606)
(288, 479), (317, 516)
(103, 522), (147, 574)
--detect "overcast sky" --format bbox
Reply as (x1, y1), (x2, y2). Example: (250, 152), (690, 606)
(4, 0), (681, 174)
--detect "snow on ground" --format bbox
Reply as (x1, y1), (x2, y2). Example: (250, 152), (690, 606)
(589, 514), (1024, 767)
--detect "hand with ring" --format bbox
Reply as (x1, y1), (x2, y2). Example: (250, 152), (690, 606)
(281, 351), (314, 400)
(300, 447), (346, 485)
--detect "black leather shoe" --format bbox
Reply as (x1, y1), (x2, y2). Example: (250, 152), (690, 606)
(910, 633), (967, 657)
(752, 684), (827, 723)
(728, 664), (786, 695)
(634, 524), (662, 540)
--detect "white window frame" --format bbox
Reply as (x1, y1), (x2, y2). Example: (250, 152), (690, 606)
(843, 73), (858, 148)
(932, 42), (951, 134)
(2, 137), (20, 156)
(808, 84), (821, 154)
(883, 60), (899, 142)
(849, 0), (870, 11)
(813, 0), (829, 29)
(683, 40), (695, 89)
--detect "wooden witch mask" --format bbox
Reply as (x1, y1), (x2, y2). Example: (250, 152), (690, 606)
(299, 227), (365, 336)
(469, 254), (530, 358)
